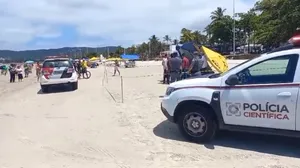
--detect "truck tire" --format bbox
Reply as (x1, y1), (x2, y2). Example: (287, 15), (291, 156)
(177, 105), (217, 143)
(41, 85), (49, 93)
(72, 82), (78, 90)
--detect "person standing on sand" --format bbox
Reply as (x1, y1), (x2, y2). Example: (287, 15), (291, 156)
(181, 53), (190, 79)
(16, 65), (23, 82)
(24, 63), (29, 78)
(162, 54), (169, 84)
(189, 51), (204, 76)
(113, 60), (120, 76)
(36, 62), (41, 81)
(9, 64), (16, 83)
(169, 52), (182, 83)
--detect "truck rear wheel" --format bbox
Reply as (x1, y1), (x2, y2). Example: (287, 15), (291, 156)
(177, 105), (217, 143)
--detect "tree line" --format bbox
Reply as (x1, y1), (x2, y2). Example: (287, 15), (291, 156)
(96, 0), (299, 60)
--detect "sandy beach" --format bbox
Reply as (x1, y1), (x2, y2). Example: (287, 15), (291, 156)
(1, 61), (300, 168)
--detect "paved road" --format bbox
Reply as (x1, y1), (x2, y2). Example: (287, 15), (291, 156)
(1, 65), (300, 168)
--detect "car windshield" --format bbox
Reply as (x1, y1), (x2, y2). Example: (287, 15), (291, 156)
(207, 56), (262, 78)
(220, 56), (262, 76)
(43, 60), (72, 68)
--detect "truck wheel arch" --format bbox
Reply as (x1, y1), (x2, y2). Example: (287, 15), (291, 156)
(173, 100), (218, 124)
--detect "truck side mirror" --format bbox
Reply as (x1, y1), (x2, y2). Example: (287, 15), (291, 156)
(225, 74), (239, 86)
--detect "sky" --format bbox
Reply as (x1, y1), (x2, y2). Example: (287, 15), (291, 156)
(0, 0), (258, 50)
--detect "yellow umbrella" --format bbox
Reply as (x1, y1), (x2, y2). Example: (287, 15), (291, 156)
(89, 57), (99, 61)
(194, 45), (229, 73)
(106, 57), (123, 61)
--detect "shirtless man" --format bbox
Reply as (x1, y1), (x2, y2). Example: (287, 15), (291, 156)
(36, 62), (41, 81)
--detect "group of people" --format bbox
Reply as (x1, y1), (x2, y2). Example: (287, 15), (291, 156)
(7, 64), (25, 83)
(162, 50), (212, 84)
(4, 62), (42, 83)
(73, 59), (89, 78)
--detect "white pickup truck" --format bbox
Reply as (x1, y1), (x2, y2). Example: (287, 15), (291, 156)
(160, 35), (300, 143)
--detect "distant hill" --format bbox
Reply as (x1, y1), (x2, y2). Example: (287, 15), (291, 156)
(0, 46), (118, 62)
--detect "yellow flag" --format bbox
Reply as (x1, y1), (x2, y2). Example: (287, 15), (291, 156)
(194, 45), (229, 73)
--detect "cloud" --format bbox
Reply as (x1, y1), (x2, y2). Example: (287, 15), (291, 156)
(0, 0), (256, 50)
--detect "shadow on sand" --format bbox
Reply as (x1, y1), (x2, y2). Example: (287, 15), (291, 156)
(157, 80), (169, 85)
(153, 120), (300, 158)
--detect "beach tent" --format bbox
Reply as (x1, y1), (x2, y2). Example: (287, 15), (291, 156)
(121, 54), (140, 60)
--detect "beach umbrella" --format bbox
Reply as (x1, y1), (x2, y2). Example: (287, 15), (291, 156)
(89, 57), (99, 61)
(197, 45), (229, 73)
(25, 60), (34, 64)
(106, 57), (123, 61)
(180, 42), (198, 52)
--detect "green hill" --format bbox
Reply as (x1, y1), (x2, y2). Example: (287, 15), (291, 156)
(0, 46), (118, 62)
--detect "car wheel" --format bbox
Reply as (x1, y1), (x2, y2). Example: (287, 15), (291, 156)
(72, 82), (78, 90)
(41, 85), (49, 93)
(177, 105), (217, 143)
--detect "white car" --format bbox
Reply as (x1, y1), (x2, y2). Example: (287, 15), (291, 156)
(161, 35), (300, 143)
(40, 57), (78, 93)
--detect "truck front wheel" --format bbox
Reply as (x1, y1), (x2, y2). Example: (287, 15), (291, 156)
(177, 106), (217, 143)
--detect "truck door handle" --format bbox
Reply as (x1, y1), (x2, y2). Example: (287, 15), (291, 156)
(277, 92), (292, 97)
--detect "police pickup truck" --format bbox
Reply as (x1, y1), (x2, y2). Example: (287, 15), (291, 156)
(160, 35), (300, 143)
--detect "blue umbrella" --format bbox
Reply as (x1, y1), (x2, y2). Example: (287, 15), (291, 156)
(180, 42), (202, 52)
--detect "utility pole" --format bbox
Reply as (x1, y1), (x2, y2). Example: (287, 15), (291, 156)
(233, 0), (236, 56)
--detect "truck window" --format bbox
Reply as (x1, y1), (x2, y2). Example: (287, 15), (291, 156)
(236, 54), (299, 85)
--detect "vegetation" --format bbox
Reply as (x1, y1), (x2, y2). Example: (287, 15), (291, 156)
(1, 0), (299, 62)
(127, 0), (300, 59)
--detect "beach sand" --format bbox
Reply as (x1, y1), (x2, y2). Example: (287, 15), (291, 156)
(0, 61), (299, 168)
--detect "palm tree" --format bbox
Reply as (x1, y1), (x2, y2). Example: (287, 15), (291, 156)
(210, 7), (226, 22)
(163, 35), (172, 50)
(149, 35), (159, 43)
(148, 35), (161, 59)
(163, 35), (171, 44)
(180, 28), (194, 43)
(193, 31), (207, 44)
